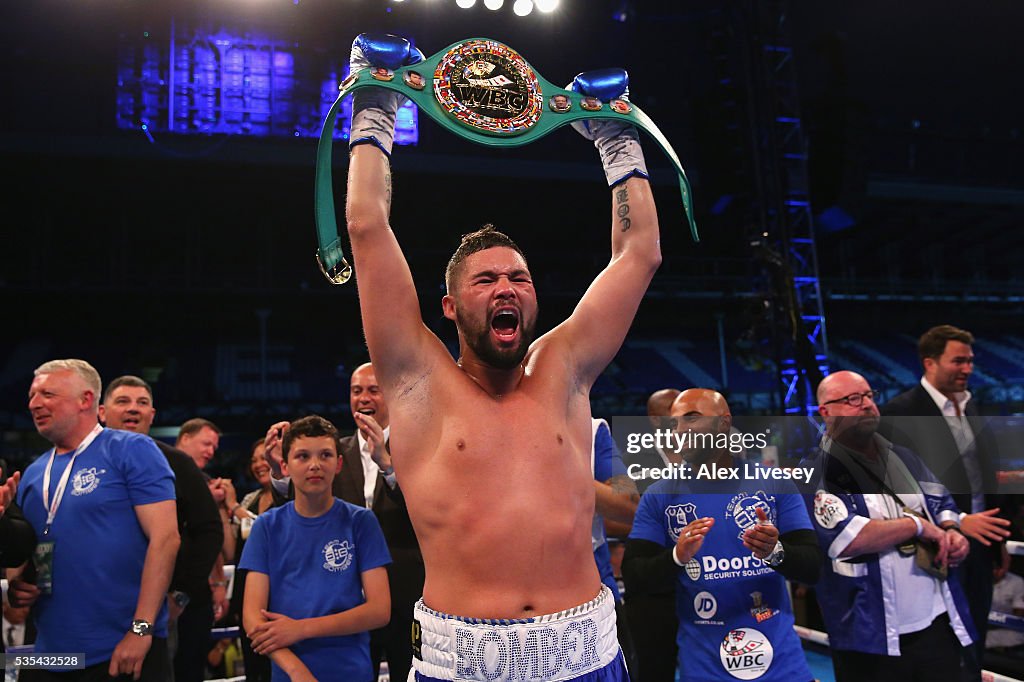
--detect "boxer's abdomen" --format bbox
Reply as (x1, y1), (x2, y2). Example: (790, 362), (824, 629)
(397, 393), (602, 619)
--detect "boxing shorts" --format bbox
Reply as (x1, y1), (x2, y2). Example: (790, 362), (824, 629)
(410, 585), (628, 682)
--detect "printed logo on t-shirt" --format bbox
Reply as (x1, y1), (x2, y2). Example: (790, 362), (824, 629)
(322, 539), (354, 573)
(748, 591), (778, 624)
(70, 467), (106, 496)
(725, 491), (775, 541)
(684, 558), (702, 581)
(693, 590), (723, 625)
(665, 502), (699, 541)
(812, 491), (848, 530)
(719, 627), (773, 680)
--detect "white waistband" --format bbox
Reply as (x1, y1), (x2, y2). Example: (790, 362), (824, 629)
(411, 585), (619, 682)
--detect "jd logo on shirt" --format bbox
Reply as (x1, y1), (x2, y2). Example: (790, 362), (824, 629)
(694, 591), (717, 619)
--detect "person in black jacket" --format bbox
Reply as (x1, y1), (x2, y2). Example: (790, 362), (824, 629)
(0, 468), (35, 573)
(100, 376), (224, 682)
(1, 464), (36, 658)
(881, 325), (1014, 679)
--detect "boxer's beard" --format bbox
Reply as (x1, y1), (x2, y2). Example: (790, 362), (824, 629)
(457, 309), (536, 370)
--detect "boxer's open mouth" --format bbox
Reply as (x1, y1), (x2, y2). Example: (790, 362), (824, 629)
(491, 308), (520, 341)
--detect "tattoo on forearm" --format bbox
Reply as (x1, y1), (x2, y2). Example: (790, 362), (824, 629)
(385, 168), (393, 212)
(615, 185), (632, 232)
(608, 474), (640, 503)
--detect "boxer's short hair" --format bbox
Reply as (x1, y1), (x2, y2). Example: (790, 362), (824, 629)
(282, 415), (342, 461)
(918, 325), (974, 361)
(445, 224), (527, 292)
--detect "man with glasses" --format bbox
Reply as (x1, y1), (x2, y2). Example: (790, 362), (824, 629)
(881, 325), (1011, 676)
(808, 370), (976, 682)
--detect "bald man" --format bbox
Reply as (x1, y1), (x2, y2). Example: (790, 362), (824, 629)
(807, 370), (976, 682)
(647, 388), (680, 431)
(624, 389), (819, 682)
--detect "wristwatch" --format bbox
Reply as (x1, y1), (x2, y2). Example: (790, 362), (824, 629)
(131, 619), (154, 637)
(764, 541), (785, 568)
(170, 590), (190, 610)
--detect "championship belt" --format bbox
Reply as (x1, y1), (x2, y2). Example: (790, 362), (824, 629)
(315, 37), (698, 284)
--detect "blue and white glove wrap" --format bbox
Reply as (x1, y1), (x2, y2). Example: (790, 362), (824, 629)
(568, 68), (649, 187)
(349, 33), (424, 156)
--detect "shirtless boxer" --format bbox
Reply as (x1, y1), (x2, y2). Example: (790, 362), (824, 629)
(344, 33), (662, 682)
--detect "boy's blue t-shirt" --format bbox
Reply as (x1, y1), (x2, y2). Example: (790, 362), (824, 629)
(239, 498), (392, 682)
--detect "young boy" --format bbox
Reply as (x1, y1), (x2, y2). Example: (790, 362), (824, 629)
(239, 415), (391, 682)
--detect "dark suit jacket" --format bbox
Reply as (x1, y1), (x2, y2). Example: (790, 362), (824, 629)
(333, 434), (423, 568)
(1, 499), (37, 656)
(880, 383), (1000, 514)
(0, 501), (35, 570)
(880, 382), (1009, 577)
(155, 440), (224, 606)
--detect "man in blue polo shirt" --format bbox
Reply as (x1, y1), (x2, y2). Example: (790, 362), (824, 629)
(625, 389), (820, 682)
(14, 359), (179, 681)
(240, 415), (392, 682)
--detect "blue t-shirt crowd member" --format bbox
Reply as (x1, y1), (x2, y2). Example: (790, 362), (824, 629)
(239, 415), (391, 682)
(624, 389), (820, 682)
(16, 359), (179, 681)
(19, 428), (176, 664)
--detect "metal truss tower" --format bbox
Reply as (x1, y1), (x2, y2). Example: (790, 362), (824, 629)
(716, 0), (830, 413)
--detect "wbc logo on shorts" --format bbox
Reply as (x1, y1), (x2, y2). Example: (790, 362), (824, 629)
(665, 502), (698, 541)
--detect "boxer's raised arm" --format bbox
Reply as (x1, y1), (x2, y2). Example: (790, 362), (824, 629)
(561, 177), (661, 385)
(344, 34), (440, 383)
(346, 146), (435, 380)
(546, 70), (662, 386)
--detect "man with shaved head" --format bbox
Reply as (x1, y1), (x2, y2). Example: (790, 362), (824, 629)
(808, 370), (976, 682)
(647, 388), (680, 430)
(625, 389), (819, 681)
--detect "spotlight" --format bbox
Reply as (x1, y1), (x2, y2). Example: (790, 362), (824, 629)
(513, 0), (532, 16)
(535, 0), (557, 11)
(456, 0), (476, 7)
(483, 0), (503, 9)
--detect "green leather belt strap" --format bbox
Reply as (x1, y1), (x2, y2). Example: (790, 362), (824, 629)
(315, 37), (698, 284)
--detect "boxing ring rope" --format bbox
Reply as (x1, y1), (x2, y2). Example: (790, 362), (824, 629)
(9, 546), (1024, 682)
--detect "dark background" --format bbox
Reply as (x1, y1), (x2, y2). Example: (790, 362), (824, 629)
(2, 0), (1022, 473)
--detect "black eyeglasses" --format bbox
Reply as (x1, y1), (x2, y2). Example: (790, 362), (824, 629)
(823, 390), (876, 407)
